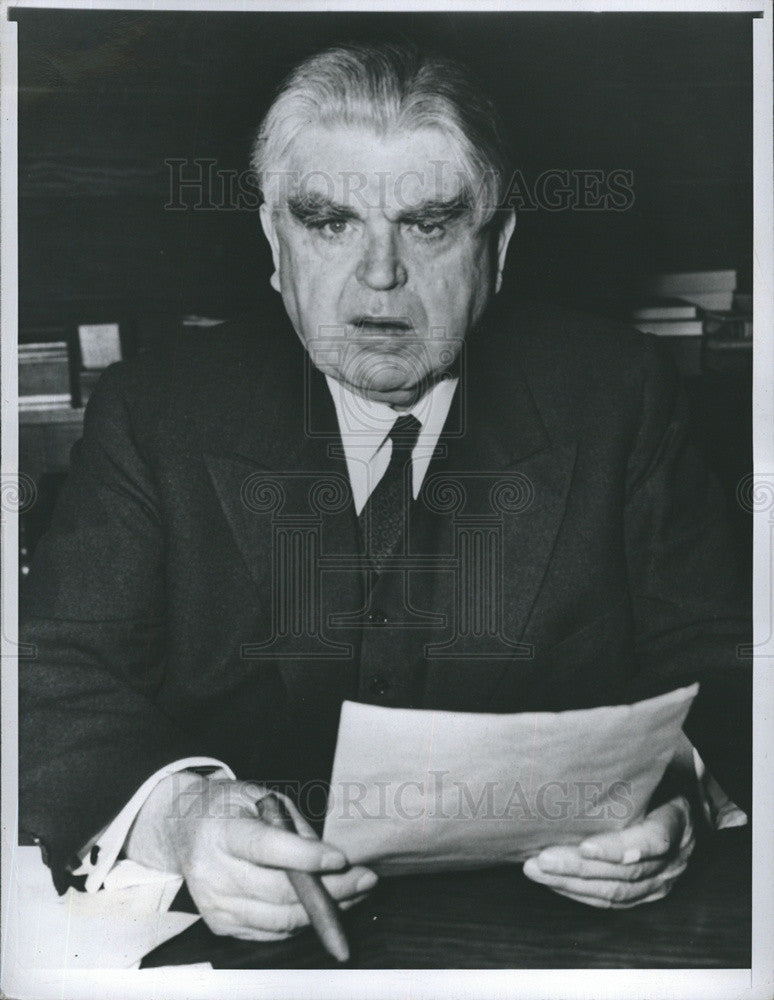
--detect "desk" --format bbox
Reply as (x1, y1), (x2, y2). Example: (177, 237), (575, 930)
(142, 826), (750, 970)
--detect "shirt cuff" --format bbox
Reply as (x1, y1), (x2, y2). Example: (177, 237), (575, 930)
(692, 746), (748, 829)
(72, 757), (236, 892)
(672, 732), (748, 829)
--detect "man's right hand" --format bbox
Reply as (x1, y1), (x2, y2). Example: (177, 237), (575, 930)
(124, 772), (377, 940)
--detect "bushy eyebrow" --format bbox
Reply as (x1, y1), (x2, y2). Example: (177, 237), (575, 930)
(287, 193), (361, 223)
(286, 191), (473, 225)
(397, 192), (472, 224)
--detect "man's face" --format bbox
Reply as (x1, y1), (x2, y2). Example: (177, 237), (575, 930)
(260, 124), (515, 408)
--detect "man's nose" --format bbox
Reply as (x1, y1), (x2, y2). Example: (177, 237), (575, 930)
(355, 228), (407, 290)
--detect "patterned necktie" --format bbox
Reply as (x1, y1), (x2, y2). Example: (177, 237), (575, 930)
(358, 414), (422, 574)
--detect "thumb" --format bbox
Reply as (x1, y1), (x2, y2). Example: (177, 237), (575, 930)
(255, 790), (319, 841)
(579, 796), (688, 864)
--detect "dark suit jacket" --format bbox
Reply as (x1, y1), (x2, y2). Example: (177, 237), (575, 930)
(19, 297), (751, 889)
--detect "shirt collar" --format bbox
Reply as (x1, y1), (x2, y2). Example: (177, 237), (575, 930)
(325, 373), (459, 461)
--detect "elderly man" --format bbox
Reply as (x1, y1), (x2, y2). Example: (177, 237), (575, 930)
(20, 43), (750, 944)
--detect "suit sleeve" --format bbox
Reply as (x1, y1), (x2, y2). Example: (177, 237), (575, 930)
(19, 363), (206, 891)
(623, 340), (752, 815)
(74, 757), (235, 892)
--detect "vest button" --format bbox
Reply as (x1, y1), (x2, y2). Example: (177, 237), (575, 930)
(369, 674), (392, 697)
(367, 608), (389, 625)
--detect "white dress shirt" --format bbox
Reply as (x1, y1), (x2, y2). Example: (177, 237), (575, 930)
(75, 374), (460, 891)
(324, 373), (459, 515)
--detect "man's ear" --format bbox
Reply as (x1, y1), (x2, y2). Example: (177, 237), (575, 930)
(494, 209), (516, 294)
(259, 202), (282, 293)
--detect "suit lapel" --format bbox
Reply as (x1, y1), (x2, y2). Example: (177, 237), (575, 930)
(497, 444), (578, 649)
(422, 340), (577, 711)
(203, 353), (363, 698)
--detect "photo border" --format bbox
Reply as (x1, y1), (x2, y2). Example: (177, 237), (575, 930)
(2, 2), (771, 998)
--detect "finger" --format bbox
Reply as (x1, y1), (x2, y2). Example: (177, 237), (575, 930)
(524, 867), (674, 906)
(523, 860), (686, 905)
(339, 891), (370, 911)
(276, 796), (318, 840)
(226, 899), (367, 941)
(671, 797), (695, 850)
(227, 856), (377, 905)
(546, 879), (676, 910)
(224, 817), (347, 872)
(218, 856), (298, 904)
(203, 895), (311, 938)
(322, 867), (378, 901)
(230, 927), (299, 942)
(248, 790), (319, 840)
(679, 832), (696, 861)
(578, 801), (687, 864)
(526, 842), (693, 883)
(531, 845), (667, 882)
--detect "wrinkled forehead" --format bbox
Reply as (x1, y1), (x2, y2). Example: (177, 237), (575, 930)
(265, 123), (477, 214)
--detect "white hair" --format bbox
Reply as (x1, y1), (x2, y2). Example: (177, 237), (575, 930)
(251, 43), (509, 224)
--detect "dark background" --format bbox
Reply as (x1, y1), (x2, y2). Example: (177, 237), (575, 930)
(12, 9), (753, 334)
(12, 9), (754, 569)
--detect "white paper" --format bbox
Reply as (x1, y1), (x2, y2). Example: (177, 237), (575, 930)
(323, 684), (699, 875)
(4, 847), (199, 974)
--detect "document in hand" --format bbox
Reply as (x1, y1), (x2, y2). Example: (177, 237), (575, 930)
(322, 684), (699, 875)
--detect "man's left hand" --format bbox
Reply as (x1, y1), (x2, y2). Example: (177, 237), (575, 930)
(522, 795), (695, 908)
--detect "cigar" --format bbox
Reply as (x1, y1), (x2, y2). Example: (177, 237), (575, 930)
(256, 792), (350, 962)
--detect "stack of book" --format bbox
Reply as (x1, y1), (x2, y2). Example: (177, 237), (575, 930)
(19, 341), (72, 410)
(631, 270), (737, 336)
(629, 270), (751, 376)
(642, 269), (738, 313)
(630, 298), (703, 338)
(704, 290), (753, 342)
(704, 291), (753, 370)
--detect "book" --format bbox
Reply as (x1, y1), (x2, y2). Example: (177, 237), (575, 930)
(683, 290), (735, 312)
(19, 356), (71, 398)
(733, 292), (752, 313)
(645, 270), (737, 295)
(631, 299), (698, 321)
(182, 315), (226, 328)
(18, 394), (72, 411)
(19, 340), (68, 354)
(632, 319), (704, 337)
(704, 311), (753, 341)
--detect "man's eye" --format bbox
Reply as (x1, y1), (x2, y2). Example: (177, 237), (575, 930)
(313, 218), (350, 237)
(409, 220), (445, 239)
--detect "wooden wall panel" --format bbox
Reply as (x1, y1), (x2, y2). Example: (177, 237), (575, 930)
(13, 10), (753, 335)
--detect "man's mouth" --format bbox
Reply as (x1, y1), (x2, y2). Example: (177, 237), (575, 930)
(350, 316), (413, 333)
